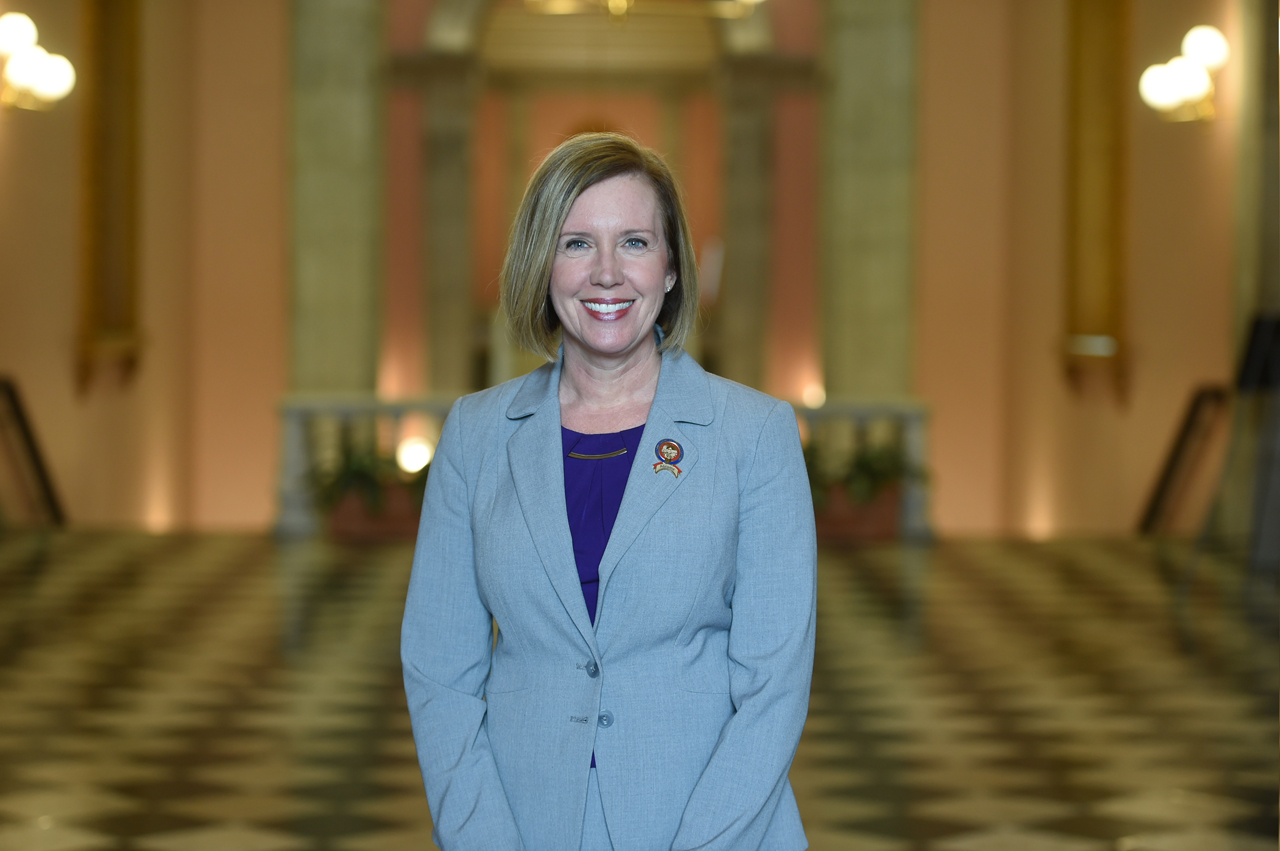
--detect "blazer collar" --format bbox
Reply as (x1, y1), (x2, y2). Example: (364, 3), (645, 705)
(506, 352), (560, 421)
(505, 340), (714, 426)
(593, 347), (712, 636)
(504, 339), (715, 654)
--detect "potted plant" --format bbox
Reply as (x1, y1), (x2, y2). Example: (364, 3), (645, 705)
(804, 441), (919, 545)
(311, 444), (428, 544)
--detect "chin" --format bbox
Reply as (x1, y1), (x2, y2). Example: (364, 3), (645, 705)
(574, 330), (651, 360)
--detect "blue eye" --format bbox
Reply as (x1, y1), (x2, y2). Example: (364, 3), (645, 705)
(563, 238), (588, 251)
(625, 237), (648, 249)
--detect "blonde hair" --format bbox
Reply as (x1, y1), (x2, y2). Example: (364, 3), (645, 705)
(501, 132), (700, 362)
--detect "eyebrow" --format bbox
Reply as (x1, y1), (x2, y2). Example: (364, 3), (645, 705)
(558, 228), (658, 238)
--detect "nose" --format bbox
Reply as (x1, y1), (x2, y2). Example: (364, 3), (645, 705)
(593, 246), (621, 288)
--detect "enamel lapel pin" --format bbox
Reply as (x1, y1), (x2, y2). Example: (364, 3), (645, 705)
(652, 439), (683, 478)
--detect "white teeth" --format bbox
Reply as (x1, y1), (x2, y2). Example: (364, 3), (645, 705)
(582, 301), (633, 314)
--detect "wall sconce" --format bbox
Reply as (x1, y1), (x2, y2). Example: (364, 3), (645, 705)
(1139, 25), (1228, 122)
(0, 12), (76, 110)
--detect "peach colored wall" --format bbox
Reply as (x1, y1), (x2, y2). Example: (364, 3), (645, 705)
(0, 2), (96, 523)
(914, 0), (1013, 534)
(187, 0), (289, 529)
(380, 0), (432, 398)
(762, 0), (820, 402)
(995, 0), (1237, 537)
(137, 0), (195, 530)
(0, 0), (288, 532)
(764, 92), (820, 402)
(474, 91), (509, 310)
(0, 0), (196, 530)
(1115, 0), (1236, 533)
(677, 93), (723, 279)
(916, 0), (1237, 536)
(381, 85), (428, 397)
(769, 0), (819, 55)
(528, 92), (663, 166)
(1002, 0), (1072, 537)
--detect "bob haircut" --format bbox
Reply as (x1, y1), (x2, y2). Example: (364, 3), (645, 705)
(501, 132), (700, 362)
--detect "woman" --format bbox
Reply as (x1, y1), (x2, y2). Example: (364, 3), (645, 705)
(401, 133), (816, 851)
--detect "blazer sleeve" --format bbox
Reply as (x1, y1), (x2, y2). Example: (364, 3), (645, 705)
(401, 400), (524, 851)
(671, 400), (817, 851)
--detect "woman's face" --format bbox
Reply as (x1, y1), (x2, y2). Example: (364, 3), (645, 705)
(549, 174), (676, 369)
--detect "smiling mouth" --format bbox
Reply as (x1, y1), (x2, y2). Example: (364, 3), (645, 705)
(582, 300), (635, 316)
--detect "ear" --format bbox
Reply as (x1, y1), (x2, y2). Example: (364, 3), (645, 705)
(664, 271), (676, 293)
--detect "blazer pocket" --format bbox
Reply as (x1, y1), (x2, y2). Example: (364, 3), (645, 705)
(679, 658), (732, 694)
(485, 640), (531, 694)
(484, 666), (531, 695)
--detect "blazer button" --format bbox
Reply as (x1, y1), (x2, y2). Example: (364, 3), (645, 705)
(597, 711), (614, 728)
(586, 661), (599, 678)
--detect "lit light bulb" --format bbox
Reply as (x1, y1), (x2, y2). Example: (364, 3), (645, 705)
(1165, 55), (1212, 104)
(0, 12), (37, 57)
(3, 45), (49, 92)
(30, 53), (75, 101)
(396, 437), (434, 474)
(1181, 25), (1229, 71)
(1139, 63), (1183, 111)
(801, 384), (826, 409)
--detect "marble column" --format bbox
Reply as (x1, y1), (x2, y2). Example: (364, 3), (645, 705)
(290, 0), (383, 393)
(820, 0), (917, 400)
(716, 59), (773, 389)
(1240, 0), (1279, 587)
(423, 55), (480, 394)
(1233, 0), (1280, 336)
(283, 0), (383, 536)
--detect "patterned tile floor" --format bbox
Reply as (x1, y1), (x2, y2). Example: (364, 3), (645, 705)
(0, 532), (1274, 850)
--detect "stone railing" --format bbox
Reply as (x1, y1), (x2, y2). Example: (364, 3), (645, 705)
(276, 393), (931, 543)
(794, 398), (931, 543)
(276, 394), (456, 539)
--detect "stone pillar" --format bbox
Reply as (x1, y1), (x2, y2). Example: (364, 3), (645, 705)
(423, 55), (480, 394)
(716, 59), (773, 389)
(290, 0), (383, 393)
(820, 0), (917, 399)
(1243, 0), (1279, 590)
(283, 0), (382, 536)
(1233, 0), (1280, 333)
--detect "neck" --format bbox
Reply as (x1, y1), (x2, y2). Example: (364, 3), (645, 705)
(559, 342), (662, 433)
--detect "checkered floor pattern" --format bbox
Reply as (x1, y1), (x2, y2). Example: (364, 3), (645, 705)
(0, 532), (1274, 850)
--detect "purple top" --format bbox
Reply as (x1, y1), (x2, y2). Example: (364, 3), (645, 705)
(561, 424), (645, 625)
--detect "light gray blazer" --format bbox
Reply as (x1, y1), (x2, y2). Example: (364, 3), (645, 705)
(401, 346), (816, 851)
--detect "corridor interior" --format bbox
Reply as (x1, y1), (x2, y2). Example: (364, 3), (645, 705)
(0, 532), (1275, 851)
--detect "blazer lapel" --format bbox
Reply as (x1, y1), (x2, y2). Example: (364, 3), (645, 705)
(506, 362), (599, 655)
(595, 350), (714, 612)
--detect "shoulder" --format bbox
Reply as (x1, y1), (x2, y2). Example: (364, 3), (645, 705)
(661, 348), (791, 424)
(451, 362), (554, 422)
(439, 362), (555, 461)
(705, 372), (793, 425)
(711, 378), (803, 479)
(660, 349), (800, 454)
